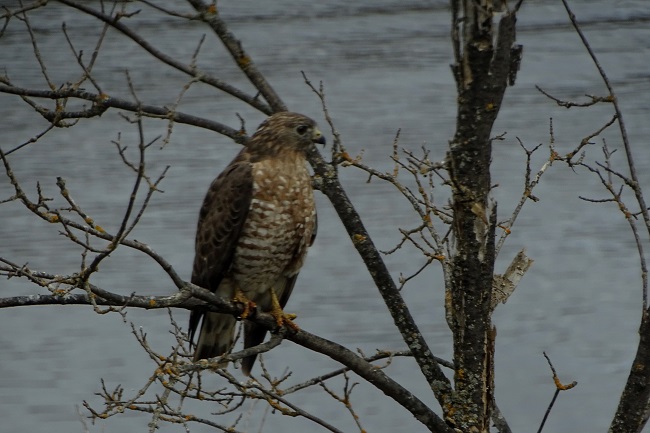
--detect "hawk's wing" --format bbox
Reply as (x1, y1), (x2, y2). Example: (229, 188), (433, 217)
(189, 156), (253, 346)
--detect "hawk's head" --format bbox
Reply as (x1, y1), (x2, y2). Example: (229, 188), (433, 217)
(248, 112), (326, 156)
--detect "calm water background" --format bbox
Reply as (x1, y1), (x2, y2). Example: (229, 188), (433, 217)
(1, 1), (650, 432)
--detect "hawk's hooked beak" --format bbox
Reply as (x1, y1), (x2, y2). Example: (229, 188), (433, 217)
(312, 128), (326, 146)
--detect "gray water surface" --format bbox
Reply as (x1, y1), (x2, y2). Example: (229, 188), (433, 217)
(1, 1), (650, 432)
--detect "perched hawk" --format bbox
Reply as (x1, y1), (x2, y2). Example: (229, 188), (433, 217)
(189, 112), (325, 375)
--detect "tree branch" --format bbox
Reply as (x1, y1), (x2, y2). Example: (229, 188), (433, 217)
(185, 0), (287, 113)
(54, 0), (272, 114)
(0, 280), (453, 433)
(0, 82), (244, 143)
(551, 3), (650, 432)
(307, 146), (455, 412)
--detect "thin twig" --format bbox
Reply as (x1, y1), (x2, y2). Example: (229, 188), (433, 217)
(0, 82), (243, 142)
(536, 85), (612, 108)
(561, 0), (649, 303)
(19, 0), (55, 90)
(184, 0), (285, 113)
(55, 0), (272, 113)
(536, 351), (577, 433)
(319, 372), (365, 433)
(496, 138), (551, 256)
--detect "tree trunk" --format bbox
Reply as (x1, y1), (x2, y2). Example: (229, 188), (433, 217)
(447, 1), (521, 430)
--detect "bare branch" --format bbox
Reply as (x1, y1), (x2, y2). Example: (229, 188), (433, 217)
(492, 401), (513, 433)
(560, 0), (650, 240)
(301, 71), (344, 161)
(284, 350), (453, 396)
(496, 137), (551, 256)
(536, 85), (612, 108)
(0, 264), (452, 433)
(0, 1), (48, 38)
(185, 0), (286, 113)
(564, 114), (617, 162)
(0, 81), (243, 142)
(2, 122), (56, 155)
(306, 145), (454, 417)
(250, 382), (345, 433)
(54, 0), (272, 113)
(19, 1), (55, 90)
(0, 146), (187, 290)
(60, 17), (109, 92)
(537, 352), (577, 433)
(319, 372), (365, 433)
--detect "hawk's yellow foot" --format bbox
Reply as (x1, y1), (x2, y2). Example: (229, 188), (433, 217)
(233, 289), (256, 319)
(271, 290), (299, 330)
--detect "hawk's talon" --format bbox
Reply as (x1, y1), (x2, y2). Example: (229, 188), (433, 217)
(270, 290), (299, 330)
(282, 315), (300, 331)
(233, 289), (256, 319)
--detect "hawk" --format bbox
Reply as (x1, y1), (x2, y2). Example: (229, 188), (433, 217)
(189, 112), (325, 375)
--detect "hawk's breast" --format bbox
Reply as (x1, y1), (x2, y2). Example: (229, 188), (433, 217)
(231, 156), (315, 296)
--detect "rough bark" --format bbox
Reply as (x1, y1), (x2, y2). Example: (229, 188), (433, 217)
(447, 1), (520, 430)
(610, 309), (650, 433)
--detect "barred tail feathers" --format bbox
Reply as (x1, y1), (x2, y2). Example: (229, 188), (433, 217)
(193, 312), (237, 363)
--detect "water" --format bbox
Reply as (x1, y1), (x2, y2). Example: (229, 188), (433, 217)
(1, 1), (649, 432)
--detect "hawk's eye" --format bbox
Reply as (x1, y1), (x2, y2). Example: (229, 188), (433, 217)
(296, 125), (309, 135)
